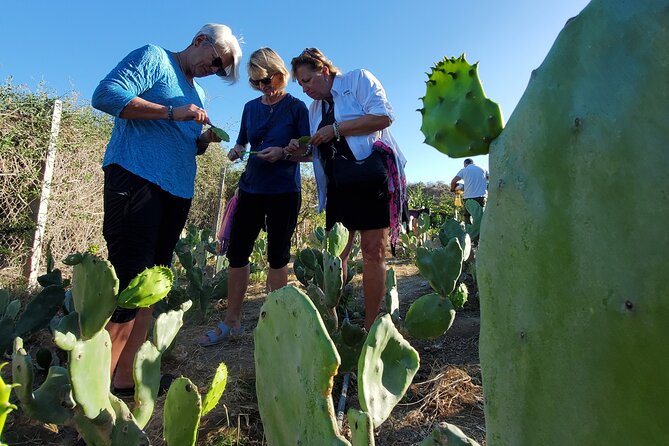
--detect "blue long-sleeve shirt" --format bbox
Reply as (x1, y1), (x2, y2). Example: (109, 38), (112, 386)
(236, 94), (310, 194)
(92, 44), (205, 198)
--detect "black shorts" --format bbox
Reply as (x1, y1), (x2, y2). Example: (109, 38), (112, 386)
(226, 190), (301, 269)
(325, 178), (390, 231)
(103, 164), (191, 323)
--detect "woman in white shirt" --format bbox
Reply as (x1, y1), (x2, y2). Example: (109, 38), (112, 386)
(287, 47), (407, 330)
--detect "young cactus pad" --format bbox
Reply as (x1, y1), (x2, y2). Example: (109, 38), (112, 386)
(419, 55), (503, 158)
(117, 265), (174, 309)
(164, 377), (202, 446)
(358, 314), (420, 428)
(0, 362), (18, 438)
(418, 422), (480, 446)
(254, 286), (350, 446)
(347, 408), (375, 446)
(415, 239), (463, 298)
(211, 126), (230, 142)
(477, 0), (669, 444)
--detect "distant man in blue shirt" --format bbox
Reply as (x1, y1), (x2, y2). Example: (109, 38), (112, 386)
(450, 158), (488, 225)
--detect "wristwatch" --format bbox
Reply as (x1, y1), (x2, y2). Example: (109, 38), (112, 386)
(167, 105), (174, 121)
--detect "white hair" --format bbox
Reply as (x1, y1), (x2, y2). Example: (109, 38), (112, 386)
(194, 23), (243, 84)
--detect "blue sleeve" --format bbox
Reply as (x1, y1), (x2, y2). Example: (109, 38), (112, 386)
(295, 100), (310, 138)
(92, 45), (161, 117)
(236, 103), (250, 146)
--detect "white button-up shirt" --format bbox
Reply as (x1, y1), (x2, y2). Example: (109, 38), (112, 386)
(308, 69), (407, 211)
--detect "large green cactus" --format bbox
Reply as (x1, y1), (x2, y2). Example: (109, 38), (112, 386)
(421, 0), (669, 444)
(254, 286), (350, 446)
(477, 1), (669, 443)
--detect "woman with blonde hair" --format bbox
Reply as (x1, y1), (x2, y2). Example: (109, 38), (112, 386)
(199, 47), (311, 346)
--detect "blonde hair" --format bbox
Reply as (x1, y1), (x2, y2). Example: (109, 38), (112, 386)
(290, 47), (340, 78)
(247, 47), (290, 90)
(194, 24), (243, 84)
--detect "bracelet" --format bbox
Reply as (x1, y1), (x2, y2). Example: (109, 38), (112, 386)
(283, 152), (292, 160)
(167, 105), (174, 121)
(333, 121), (341, 141)
(304, 144), (313, 157)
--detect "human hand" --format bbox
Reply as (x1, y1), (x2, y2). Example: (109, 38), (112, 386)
(257, 146), (285, 163)
(309, 125), (335, 146)
(173, 104), (211, 124)
(286, 139), (301, 154)
(228, 146), (244, 161)
(202, 128), (222, 144)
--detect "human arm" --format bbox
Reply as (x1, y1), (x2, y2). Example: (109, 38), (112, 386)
(450, 175), (462, 192)
(227, 143), (247, 161)
(91, 45), (210, 123)
(309, 114), (391, 147)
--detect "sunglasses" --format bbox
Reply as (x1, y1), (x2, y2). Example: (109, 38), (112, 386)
(207, 39), (232, 77)
(249, 74), (275, 86)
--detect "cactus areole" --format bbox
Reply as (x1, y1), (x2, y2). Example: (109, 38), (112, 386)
(476, 0), (669, 444)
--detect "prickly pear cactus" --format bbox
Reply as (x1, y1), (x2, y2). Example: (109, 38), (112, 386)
(164, 377), (202, 446)
(419, 55), (503, 158)
(347, 408), (374, 446)
(117, 265), (174, 309)
(404, 293), (456, 339)
(71, 253), (119, 339)
(254, 286), (350, 446)
(327, 222), (349, 257)
(419, 422), (480, 445)
(475, 0), (669, 444)
(358, 315), (419, 428)
(0, 363), (18, 441)
(415, 239), (463, 298)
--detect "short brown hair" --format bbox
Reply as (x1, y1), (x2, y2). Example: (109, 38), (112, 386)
(290, 47), (339, 79)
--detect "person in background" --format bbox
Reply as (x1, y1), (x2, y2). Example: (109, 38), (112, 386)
(287, 48), (407, 331)
(198, 47), (310, 346)
(450, 158), (488, 225)
(91, 24), (242, 393)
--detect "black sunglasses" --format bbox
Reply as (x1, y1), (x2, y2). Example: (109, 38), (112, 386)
(249, 74), (274, 86)
(207, 39), (231, 77)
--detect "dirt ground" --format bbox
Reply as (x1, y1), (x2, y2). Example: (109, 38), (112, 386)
(4, 259), (485, 446)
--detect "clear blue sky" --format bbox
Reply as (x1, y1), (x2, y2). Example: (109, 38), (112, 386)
(0, 0), (590, 184)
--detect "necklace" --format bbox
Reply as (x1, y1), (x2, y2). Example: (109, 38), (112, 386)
(263, 92), (285, 114)
(175, 52), (193, 87)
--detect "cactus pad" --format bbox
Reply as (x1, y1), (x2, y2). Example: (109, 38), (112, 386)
(71, 253), (119, 339)
(476, 0), (669, 444)
(323, 251), (344, 308)
(419, 55), (503, 158)
(358, 314), (420, 427)
(117, 265), (174, 309)
(415, 239), (463, 298)
(254, 286), (350, 445)
(405, 293), (456, 339)
(164, 377), (202, 446)
(347, 408), (375, 446)
(327, 222), (349, 257)
(154, 301), (191, 353)
(68, 329), (113, 419)
(419, 422), (480, 445)
(201, 362), (228, 416)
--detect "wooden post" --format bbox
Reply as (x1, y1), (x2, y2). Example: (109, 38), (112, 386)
(27, 100), (62, 287)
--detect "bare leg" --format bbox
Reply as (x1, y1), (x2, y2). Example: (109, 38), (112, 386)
(267, 265), (288, 292)
(108, 307), (153, 388)
(359, 228), (388, 330)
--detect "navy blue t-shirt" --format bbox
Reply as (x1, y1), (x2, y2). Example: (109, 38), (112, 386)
(236, 93), (310, 194)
